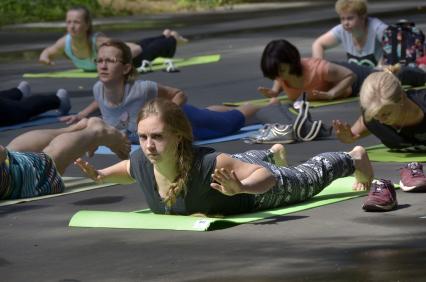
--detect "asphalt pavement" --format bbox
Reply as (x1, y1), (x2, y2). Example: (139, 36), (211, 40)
(0, 1), (426, 281)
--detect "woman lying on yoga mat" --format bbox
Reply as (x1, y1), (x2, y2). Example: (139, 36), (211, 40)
(258, 39), (426, 102)
(333, 71), (426, 151)
(0, 81), (71, 126)
(311, 0), (387, 68)
(61, 40), (270, 143)
(0, 117), (130, 200)
(39, 5), (188, 72)
(76, 98), (374, 216)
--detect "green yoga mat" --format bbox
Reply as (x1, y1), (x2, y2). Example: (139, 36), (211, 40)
(69, 176), (367, 231)
(223, 96), (359, 108)
(23, 54), (221, 78)
(0, 177), (117, 207)
(366, 144), (426, 163)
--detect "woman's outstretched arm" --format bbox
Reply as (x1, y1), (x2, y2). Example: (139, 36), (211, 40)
(75, 159), (135, 184)
(39, 36), (67, 65)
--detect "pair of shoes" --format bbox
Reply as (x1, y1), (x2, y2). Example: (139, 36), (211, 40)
(362, 179), (398, 212)
(17, 81), (31, 97)
(56, 89), (71, 115)
(244, 124), (296, 144)
(399, 162), (426, 192)
(137, 60), (153, 73)
(164, 59), (179, 72)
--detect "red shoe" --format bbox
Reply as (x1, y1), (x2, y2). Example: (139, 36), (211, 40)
(362, 179), (398, 212)
(399, 162), (426, 192)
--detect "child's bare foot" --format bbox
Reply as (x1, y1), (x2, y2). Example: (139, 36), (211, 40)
(348, 146), (374, 191)
(270, 144), (288, 167)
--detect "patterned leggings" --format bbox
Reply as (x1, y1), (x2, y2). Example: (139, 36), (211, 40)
(231, 149), (355, 211)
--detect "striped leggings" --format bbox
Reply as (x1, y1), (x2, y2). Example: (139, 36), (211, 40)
(231, 149), (355, 211)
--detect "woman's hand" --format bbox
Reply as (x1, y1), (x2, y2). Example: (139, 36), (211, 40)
(257, 86), (280, 98)
(332, 120), (357, 143)
(74, 158), (105, 183)
(210, 168), (243, 196)
(39, 56), (54, 66)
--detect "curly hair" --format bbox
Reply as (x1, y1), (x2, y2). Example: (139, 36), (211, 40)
(137, 98), (194, 208)
(335, 0), (368, 16)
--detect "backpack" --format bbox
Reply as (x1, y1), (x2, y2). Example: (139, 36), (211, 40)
(382, 20), (425, 67)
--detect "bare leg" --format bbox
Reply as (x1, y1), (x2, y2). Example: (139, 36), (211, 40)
(42, 117), (131, 174)
(269, 144), (288, 167)
(348, 146), (374, 191)
(6, 119), (88, 152)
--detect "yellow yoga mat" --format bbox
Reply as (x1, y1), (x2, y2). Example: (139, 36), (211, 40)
(23, 54), (221, 78)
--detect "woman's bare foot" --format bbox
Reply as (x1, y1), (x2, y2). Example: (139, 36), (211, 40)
(348, 146), (374, 191)
(86, 118), (131, 159)
(68, 118), (88, 132)
(170, 30), (189, 44)
(104, 128), (131, 160)
(270, 144), (288, 167)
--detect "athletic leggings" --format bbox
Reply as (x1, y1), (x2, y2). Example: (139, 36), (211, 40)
(335, 61), (426, 95)
(0, 88), (60, 126)
(231, 149), (355, 211)
(132, 35), (177, 67)
(182, 104), (245, 140)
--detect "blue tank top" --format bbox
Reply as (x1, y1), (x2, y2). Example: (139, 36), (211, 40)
(64, 33), (99, 71)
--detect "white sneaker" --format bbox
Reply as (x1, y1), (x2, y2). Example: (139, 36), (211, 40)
(164, 59), (178, 72)
(137, 60), (152, 73)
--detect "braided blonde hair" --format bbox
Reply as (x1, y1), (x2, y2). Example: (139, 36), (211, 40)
(137, 98), (194, 207)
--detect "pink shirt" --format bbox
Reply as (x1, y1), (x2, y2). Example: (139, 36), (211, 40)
(279, 58), (333, 101)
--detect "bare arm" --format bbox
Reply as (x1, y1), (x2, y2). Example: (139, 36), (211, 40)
(157, 84), (187, 105)
(210, 153), (276, 196)
(39, 36), (66, 65)
(312, 62), (355, 100)
(312, 31), (339, 58)
(257, 80), (283, 98)
(332, 116), (371, 143)
(75, 159), (135, 184)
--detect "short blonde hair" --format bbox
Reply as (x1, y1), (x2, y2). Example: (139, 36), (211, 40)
(360, 72), (403, 121)
(335, 0), (368, 16)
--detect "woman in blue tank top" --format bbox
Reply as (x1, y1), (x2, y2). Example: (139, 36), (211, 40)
(39, 5), (188, 71)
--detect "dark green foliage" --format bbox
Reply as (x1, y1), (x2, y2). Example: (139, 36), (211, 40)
(0, 0), (114, 26)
